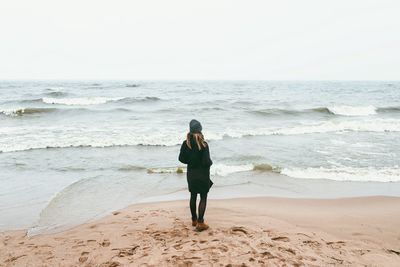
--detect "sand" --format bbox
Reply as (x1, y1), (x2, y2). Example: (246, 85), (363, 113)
(1, 196), (400, 266)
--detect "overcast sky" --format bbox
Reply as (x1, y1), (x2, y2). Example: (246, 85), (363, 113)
(0, 0), (399, 80)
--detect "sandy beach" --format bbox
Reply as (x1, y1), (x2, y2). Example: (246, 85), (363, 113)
(1, 196), (400, 266)
(2, 0), (400, 266)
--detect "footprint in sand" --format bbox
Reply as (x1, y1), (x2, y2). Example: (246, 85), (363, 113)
(100, 239), (111, 247)
(352, 249), (370, 256)
(295, 232), (313, 238)
(99, 261), (121, 267)
(302, 240), (321, 248)
(219, 245), (229, 252)
(40, 244), (53, 248)
(260, 251), (275, 259)
(278, 247), (296, 255)
(271, 236), (290, 242)
(5, 255), (27, 263)
(159, 209), (170, 214)
(329, 256), (344, 264)
(79, 251), (89, 263)
(326, 240), (346, 249)
(173, 244), (183, 250)
(290, 261), (303, 267)
(230, 226), (249, 235)
(387, 249), (400, 256)
(114, 246), (139, 257)
(257, 241), (274, 249)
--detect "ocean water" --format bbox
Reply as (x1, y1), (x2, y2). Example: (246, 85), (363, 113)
(1, 80), (400, 233)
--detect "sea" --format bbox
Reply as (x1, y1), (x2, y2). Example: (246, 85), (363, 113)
(1, 80), (399, 234)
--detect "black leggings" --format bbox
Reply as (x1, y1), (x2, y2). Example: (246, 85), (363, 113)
(190, 192), (207, 223)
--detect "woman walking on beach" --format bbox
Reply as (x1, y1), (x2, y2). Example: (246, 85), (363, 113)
(179, 119), (213, 231)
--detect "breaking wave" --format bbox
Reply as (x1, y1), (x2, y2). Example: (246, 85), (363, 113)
(213, 119), (400, 139)
(0, 107), (134, 118)
(138, 163), (400, 182)
(118, 165), (147, 172)
(252, 105), (400, 117)
(272, 119), (400, 135)
(145, 163), (400, 182)
(146, 163), (280, 177)
(0, 107), (57, 117)
(281, 166), (400, 182)
(147, 167), (186, 174)
(1, 118), (399, 152)
(211, 163), (279, 176)
(327, 105), (377, 116)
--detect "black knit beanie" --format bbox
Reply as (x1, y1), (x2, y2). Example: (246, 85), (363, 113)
(189, 119), (202, 133)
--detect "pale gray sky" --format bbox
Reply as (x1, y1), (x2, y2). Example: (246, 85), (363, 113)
(1, 0), (399, 80)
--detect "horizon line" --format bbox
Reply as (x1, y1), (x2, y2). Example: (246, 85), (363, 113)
(1, 78), (399, 82)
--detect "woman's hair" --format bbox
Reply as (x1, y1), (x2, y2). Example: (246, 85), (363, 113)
(186, 132), (207, 150)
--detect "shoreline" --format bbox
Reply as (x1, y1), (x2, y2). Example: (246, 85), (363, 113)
(3, 171), (400, 234)
(0, 172), (400, 234)
(2, 196), (400, 266)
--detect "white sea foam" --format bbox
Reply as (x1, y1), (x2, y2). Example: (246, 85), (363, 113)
(211, 163), (254, 176)
(0, 107), (56, 116)
(0, 107), (34, 117)
(1, 118), (400, 153)
(42, 97), (124, 105)
(225, 119), (400, 137)
(146, 164), (252, 177)
(205, 119), (400, 141)
(0, 108), (19, 117)
(327, 105), (377, 116)
(147, 163), (274, 177)
(281, 166), (400, 182)
(0, 126), (183, 153)
(147, 167), (186, 174)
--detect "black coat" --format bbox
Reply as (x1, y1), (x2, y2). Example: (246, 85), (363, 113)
(178, 138), (213, 194)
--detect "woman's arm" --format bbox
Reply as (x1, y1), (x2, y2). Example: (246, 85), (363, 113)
(178, 142), (190, 164)
(202, 144), (213, 167)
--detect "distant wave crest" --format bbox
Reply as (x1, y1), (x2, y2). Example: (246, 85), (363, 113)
(45, 91), (69, 97)
(125, 84), (140, 88)
(41, 96), (160, 105)
(378, 106), (400, 113)
(42, 97), (125, 105)
(118, 96), (160, 104)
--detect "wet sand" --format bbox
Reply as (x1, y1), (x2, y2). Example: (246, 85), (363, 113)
(1, 196), (400, 266)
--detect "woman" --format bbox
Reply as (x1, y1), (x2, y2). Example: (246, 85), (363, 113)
(179, 119), (213, 231)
